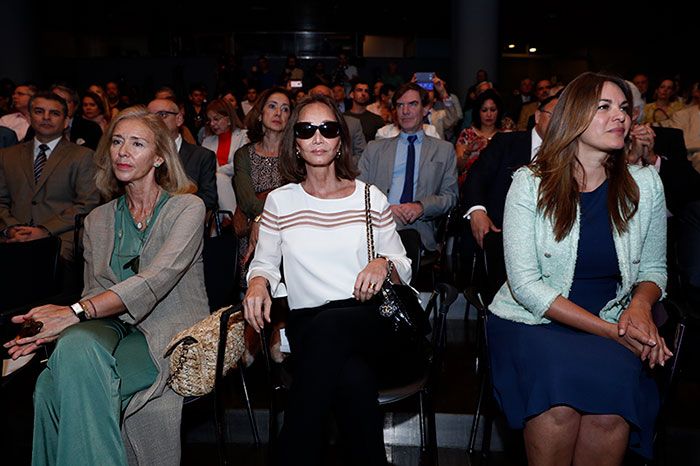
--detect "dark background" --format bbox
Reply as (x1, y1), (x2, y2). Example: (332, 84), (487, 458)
(4, 0), (697, 100)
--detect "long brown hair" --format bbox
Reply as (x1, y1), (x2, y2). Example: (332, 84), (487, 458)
(531, 72), (639, 241)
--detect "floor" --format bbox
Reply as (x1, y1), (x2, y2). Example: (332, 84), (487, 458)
(176, 295), (700, 466)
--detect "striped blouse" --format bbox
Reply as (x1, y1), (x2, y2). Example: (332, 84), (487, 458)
(247, 179), (412, 310)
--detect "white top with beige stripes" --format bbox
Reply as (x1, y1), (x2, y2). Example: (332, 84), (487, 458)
(247, 179), (412, 310)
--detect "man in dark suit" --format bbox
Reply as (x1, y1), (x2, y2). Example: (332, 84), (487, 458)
(359, 82), (458, 269)
(463, 95), (558, 299)
(50, 85), (103, 150)
(147, 98), (218, 211)
(648, 126), (700, 215)
(0, 92), (100, 262)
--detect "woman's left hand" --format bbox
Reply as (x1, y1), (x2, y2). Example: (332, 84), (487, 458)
(353, 258), (389, 302)
(618, 303), (673, 368)
(3, 305), (79, 359)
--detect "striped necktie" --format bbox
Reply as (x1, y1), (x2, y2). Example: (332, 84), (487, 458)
(34, 144), (49, 183)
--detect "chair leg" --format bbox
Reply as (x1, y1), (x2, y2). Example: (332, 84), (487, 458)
(213, 386), (228, 465)
(418, 389), (427, 453)
(468, 369), (487, 455)
(479, 408), (492, 466)
(238, 365), (261, 447)
(420, 390), (439, 466)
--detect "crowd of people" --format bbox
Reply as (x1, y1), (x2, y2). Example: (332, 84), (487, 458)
(1, 57), (700, 466)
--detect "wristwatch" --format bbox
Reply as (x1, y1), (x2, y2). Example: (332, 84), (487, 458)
(70, 302), (89, 322)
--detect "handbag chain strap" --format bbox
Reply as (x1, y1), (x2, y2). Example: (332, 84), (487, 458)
(364, 183), (376, 263)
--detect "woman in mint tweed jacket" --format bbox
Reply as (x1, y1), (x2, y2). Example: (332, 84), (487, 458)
(487, 72), (673, 465)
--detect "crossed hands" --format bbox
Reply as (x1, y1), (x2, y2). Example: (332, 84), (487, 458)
(627, 124), (657, 166)
(1, 226), (50, 243)
(614, 302), (672, 368)
(390, 203), (423, 225)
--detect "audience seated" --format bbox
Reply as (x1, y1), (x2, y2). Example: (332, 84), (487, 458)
(244, 94), (415, 466)
(359, 82), (458, 270)
(488, 72), (670, 465)
(201, 98), (249, 213)
(234, 87), (292, 284)
(308, 85), (366, 160)
(0, 84), (36, 141)
(147, 98), (218, 211)
(4, 107), (209, 466)
(51, 84), (103, 150)
(463, 94), (559, 299)
(0, 91), (100, 264)
(344, 80), (386, 142)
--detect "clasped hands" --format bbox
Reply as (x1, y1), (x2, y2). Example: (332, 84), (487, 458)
(627, 123), (657, 166)
(1, 225), (50, 243)
(615, 302), (672, 369)
(390, 202), (423, 225)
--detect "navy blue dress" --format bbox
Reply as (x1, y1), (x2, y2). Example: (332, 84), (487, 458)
(487, 180), (659, 458)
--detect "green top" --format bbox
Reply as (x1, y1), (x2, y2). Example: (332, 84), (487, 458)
(111, 191), (170, 281)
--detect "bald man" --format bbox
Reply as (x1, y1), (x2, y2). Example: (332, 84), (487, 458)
(308, 84), (366, 161)
(147, 98), (218, 210)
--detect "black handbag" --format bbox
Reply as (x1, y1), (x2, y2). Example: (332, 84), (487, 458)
(363, 184), (430, 339)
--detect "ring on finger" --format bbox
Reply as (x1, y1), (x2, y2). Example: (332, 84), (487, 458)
(368, 282), (376, 290)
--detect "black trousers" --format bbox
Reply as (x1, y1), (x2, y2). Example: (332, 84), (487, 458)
(276, 299), (419, 466)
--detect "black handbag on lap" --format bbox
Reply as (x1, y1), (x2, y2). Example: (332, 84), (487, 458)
(363, 184), (430, 340)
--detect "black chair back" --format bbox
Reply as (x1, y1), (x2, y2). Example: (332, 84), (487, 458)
(203, 210), (239, 312)
(0, 236), (62, 310)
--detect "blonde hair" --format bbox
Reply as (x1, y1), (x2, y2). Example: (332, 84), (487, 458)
(94, 106), (196, 199)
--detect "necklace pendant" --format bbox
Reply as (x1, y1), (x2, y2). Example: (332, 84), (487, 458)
(136, 221), (143, 230)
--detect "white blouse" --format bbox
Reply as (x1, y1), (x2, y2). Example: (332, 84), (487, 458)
(247, 180), (412, 310)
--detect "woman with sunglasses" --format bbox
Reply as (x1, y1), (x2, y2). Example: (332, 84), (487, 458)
(233, 88), (292, 282)
(243, 94), (414, 466)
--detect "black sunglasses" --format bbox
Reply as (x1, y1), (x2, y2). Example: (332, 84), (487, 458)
(294, 121), (341, 139)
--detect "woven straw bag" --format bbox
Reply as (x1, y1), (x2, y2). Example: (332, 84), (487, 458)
(165, 305), (246, 396)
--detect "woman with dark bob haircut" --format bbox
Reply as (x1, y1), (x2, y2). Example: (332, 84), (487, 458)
(244, 94), (418, 466)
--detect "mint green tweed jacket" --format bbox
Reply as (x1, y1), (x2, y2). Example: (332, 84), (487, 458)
(489, 164), (667, 325)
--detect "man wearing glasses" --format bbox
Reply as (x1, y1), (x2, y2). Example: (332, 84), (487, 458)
(0, 84), (37, 141)
(147, 98), (218, 211)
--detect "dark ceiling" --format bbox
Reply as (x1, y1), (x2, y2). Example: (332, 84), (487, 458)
(29, 0), (697, 79)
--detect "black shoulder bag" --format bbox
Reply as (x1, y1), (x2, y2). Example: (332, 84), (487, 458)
(363, 183), (431, 340)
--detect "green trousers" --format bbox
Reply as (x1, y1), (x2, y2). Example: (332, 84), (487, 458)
(32, 318), (158, 466)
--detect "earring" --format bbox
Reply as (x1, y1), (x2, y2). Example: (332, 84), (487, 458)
(336, 149), (341, 159)
(295, 148), (301, 159)
(154, 161), (162, 168)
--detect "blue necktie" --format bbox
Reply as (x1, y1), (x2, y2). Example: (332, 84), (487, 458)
(34, 144), (49, 183)
(400, 135), (418, 203)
